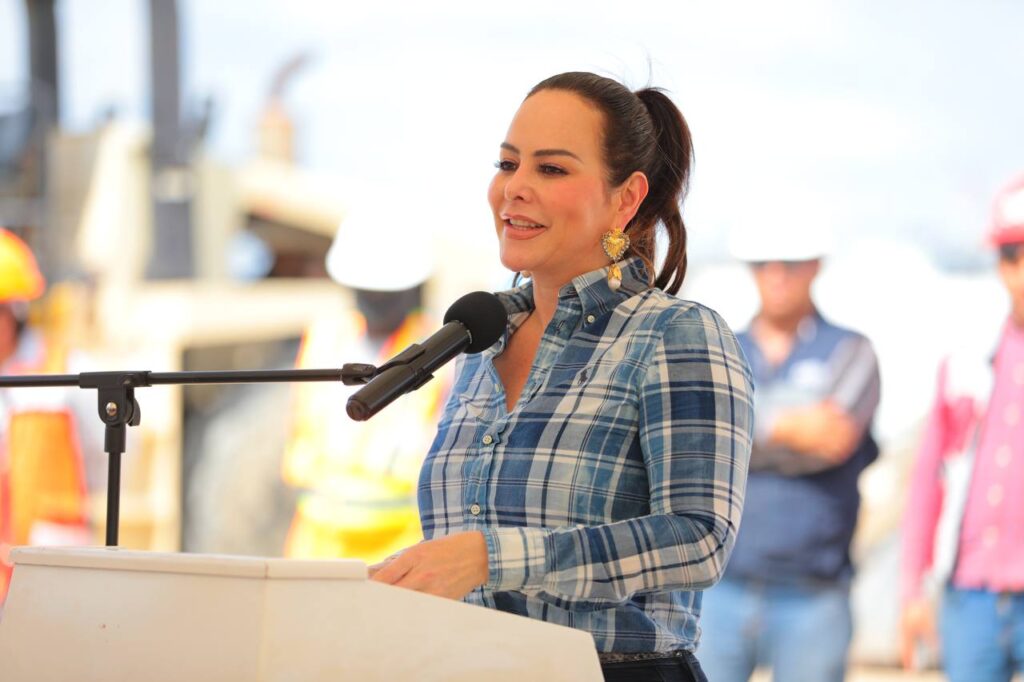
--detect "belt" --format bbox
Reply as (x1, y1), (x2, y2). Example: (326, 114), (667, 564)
(598, 650), (688, 665)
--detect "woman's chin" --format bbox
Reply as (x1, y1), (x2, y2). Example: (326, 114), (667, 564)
(498, 252), (536, 277)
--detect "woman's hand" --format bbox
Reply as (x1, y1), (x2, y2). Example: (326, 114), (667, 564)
(369, 531), (489, 600)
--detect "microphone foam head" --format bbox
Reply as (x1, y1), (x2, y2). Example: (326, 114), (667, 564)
(443, 291), (507, 354)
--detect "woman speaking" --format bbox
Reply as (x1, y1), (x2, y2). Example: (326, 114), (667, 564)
(371, 71), (754, 682)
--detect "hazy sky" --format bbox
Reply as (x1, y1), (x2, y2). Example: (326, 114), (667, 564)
(2, 0), (1021, 438)
(2, 0), (1023, 266)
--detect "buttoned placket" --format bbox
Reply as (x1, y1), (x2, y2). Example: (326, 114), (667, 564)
(463, 413), (500, 525)
(988, 349), (1024, 560)
(462, 378), (503, 526)
(463, 291), (590, 527)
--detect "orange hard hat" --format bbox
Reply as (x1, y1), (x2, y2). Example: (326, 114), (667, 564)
(990, 174), (1024, 247)
(0, 227), (45, 302)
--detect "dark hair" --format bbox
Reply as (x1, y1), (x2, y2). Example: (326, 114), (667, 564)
(528, 72), (692, 294)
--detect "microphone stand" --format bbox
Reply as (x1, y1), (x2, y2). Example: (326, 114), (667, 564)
(0, 363), (385, 547)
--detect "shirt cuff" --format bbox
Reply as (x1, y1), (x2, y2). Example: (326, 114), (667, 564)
(482, 526), (550, 591)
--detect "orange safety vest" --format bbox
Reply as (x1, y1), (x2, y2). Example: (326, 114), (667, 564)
(0, 342), (89, 604)
(282, 310), (448, 564)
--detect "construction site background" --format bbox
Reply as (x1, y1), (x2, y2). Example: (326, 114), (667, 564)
(0, 1), (1022, 677)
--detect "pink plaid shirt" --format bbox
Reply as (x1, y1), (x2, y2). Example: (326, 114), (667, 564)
(902, 319), (1024, 602)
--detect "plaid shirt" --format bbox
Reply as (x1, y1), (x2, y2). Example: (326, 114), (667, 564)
(418, 258), (754, 653)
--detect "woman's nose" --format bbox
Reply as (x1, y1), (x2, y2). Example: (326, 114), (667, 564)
(503, 167), (531, 202)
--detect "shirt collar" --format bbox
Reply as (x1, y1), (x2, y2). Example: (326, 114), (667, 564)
(489, 257), (651, 353)
(496, 256), (649, 316)
(1004, 315), (1024, 342)
(994, 315), (1024, 364)
(795, 310), (821, 343)
(744, 308), (827, 376)
(567, 256), (650, 317)
(750, 307), (823, 345)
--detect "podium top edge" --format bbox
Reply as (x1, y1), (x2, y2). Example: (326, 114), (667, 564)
(10, 547), (368, 580)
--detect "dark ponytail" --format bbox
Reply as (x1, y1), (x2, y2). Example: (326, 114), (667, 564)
(528, 73), (693, 294)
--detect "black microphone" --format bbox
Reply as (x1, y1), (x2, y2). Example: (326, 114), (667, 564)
(345, 291), (507, 421)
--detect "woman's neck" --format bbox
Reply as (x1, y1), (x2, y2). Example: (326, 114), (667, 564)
(526, 255), (610, 319)
(529, 278), (562, 329)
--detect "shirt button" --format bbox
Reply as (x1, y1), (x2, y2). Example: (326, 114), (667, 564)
(996, 445), (1012, 468)
(586, 314), (596, 324)
(470, 503), (481, 516)
(988, 484), (1004, 506)
(482, 434), (494, 445)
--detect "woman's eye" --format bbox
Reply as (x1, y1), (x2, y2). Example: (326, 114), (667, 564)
(494, 159), (517, 172)
(539, 164), (567, 176)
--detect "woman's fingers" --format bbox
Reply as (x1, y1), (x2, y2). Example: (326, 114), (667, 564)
(370, 553), (414, 585)
(366, 531), (488, 600)
(367, 550), (405, 578)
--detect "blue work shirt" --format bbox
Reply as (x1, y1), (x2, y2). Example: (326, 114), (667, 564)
(725, 311), (880, 585)
(419, 258), (754, 653)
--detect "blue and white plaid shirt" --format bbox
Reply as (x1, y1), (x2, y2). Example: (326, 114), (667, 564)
(418, 258), (754, 653)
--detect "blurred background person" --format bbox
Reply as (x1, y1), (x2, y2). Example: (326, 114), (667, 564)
(0, 4), (1022, 676)
(901, 174), (1024, 682)
(281, 203), (448, 564)
(0, 226), (89, 604)
(700, 217), (881, 682)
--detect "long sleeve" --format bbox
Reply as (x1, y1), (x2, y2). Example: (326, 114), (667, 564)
(482, 307), (754, 606)
(829, 334), (882, 431)
(901, 361), (953, 604)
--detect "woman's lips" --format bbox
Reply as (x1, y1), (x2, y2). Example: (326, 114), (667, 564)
(501, 218), (548, 241)
(503, 218), (546, 240)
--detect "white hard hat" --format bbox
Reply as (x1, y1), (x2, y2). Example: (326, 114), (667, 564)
(325, 196), (435, 292)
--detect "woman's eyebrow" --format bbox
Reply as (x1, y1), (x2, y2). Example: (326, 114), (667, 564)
(500, 142), (582, 162)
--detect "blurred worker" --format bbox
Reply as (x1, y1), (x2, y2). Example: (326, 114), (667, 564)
(901, 174), (1024, 682)
(282, 205), (447, 564)
(699, 219), (881, 682)
(0, 227), (89, 604)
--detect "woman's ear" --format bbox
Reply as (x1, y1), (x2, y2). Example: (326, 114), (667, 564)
(615, 171), (649, 227)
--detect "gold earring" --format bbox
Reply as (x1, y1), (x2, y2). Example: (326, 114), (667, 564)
(601, 227), (630, 291)
(520, 270), (532, 279)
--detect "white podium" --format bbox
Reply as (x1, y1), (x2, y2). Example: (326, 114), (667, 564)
(0, 547), (602, 681)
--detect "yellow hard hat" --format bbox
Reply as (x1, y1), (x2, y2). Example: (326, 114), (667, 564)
(0, 228), (45, 302)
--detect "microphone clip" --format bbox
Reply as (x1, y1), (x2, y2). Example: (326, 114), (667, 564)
(339, 344), (429, 386)
(340, 363), (380, 385)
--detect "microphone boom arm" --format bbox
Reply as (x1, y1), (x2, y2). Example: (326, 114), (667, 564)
(0, 290), (506, 547)
(0, 364), (397, 547)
